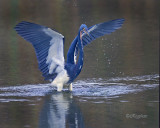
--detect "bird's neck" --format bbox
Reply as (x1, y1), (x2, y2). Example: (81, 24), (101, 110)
(67, 36), (78, 64)
(74, 31), (84, 76)
(65, 30), (84, 82)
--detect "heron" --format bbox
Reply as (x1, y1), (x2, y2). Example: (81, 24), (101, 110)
(15, 18), (125, 92)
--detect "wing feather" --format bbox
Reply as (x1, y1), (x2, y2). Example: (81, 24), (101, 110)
(82, 18), (125, 46)
(15, 21), (65, 80)
(73, 19), (125, 63)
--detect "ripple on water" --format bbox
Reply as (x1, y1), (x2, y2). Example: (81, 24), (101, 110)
(0, 74), (159, 102)
(73, 74), (159, 97)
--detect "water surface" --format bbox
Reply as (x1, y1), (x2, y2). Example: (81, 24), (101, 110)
(0, 74), (159, 128)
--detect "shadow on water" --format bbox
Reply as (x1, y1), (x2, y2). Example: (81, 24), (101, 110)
(39, 92), (85, 128)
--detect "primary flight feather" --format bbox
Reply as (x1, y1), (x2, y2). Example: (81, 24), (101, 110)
(15, 18), (125, 91)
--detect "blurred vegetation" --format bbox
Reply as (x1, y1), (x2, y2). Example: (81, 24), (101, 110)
(0, 0), (159, 86)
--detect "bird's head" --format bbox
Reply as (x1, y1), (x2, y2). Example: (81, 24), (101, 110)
(79, 24), (90, 40)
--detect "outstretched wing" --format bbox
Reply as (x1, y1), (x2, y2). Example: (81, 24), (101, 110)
(15, 21), (65, 80)
(82, 18), (125, 46)
(72, 19), (125, 64)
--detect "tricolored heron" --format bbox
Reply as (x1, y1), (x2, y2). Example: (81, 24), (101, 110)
(15, 18), (125, 91)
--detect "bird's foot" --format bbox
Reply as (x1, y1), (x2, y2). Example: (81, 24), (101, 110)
(69, 83), (73, 91)
(57, 84), (63, 92)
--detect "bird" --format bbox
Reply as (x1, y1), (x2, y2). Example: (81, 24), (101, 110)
(14, 18), (125, 92)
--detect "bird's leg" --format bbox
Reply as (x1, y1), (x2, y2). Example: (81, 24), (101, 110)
(57, 84), (63, 92)
(69, 83), (73, 91)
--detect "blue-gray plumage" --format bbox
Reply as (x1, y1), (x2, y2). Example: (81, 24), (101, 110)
(14, 18), (125, 91)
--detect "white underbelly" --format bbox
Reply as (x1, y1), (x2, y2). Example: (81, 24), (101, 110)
(51, 70), (69, 86)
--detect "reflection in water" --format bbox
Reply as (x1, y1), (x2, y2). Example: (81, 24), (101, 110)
(39, 92), (85, 128)
(0, 74), (158, 128)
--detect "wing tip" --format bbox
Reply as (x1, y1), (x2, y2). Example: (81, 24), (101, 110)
(112, 18), (125, 22)
(14, 21), (31, 29)
(14, 21), (44, 33)
(118, 18), (125, 24)
(111, 18), (125, 29)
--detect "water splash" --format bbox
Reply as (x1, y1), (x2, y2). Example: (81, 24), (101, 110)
(73, 74), (159, 97)
(0, 84), (53, 97)
(0, 74), (159, 102)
